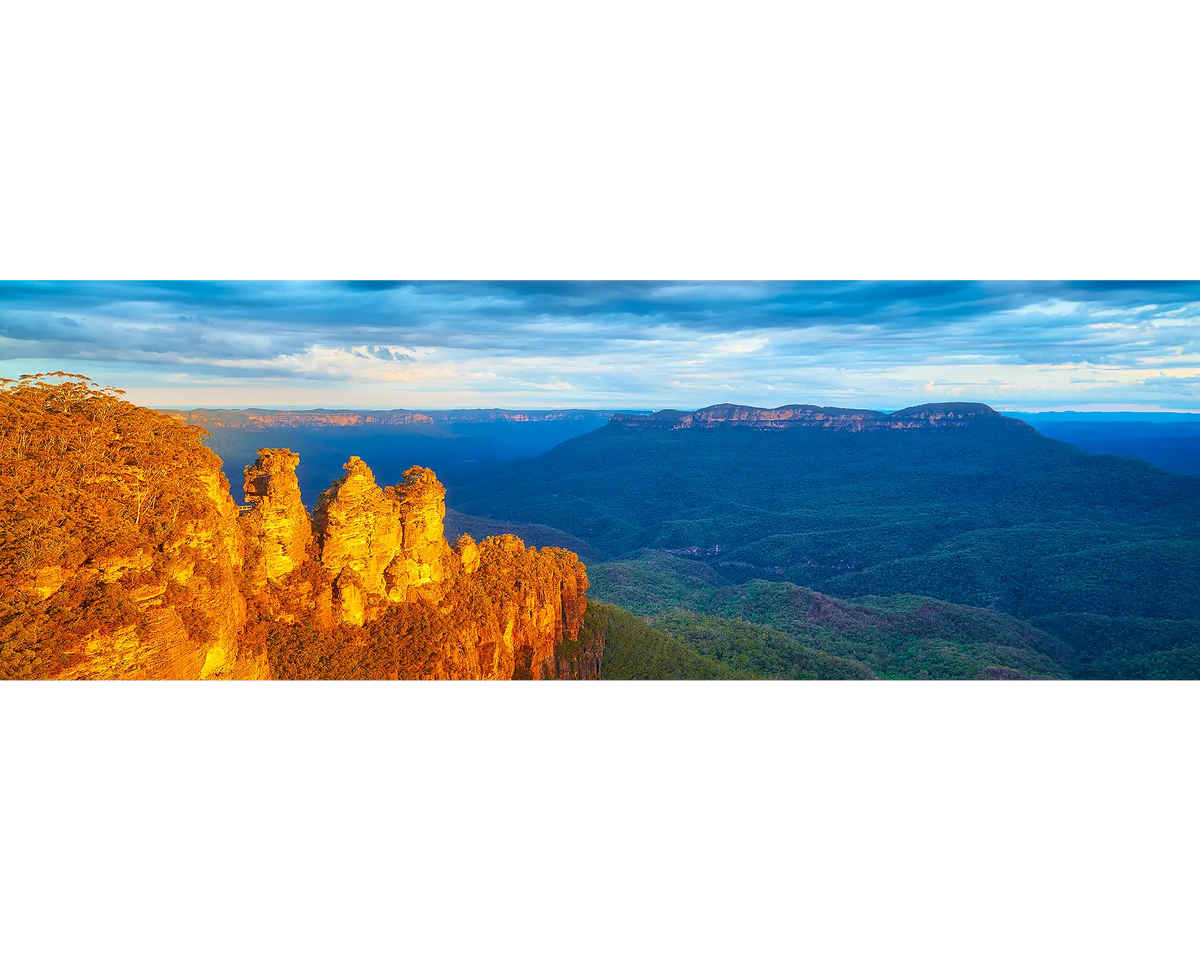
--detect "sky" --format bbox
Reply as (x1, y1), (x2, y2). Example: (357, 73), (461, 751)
(3, 281), (1200, 411)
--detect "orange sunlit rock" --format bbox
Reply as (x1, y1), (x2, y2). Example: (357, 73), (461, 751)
(1, 374), (598, 680)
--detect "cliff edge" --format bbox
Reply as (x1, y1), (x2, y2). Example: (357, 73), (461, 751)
(610, 401), (1010, 432)
(0, 374), (596, 680)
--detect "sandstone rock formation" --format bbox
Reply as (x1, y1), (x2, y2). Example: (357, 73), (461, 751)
(251, 454), (595, 678)
(0, 375), (264, 679)
(0, 375), (596, 680)
(27, 450), (265, 681)
(312, 459), (455, 624)
(456, 534), (481, 574)
(242, 449), (311, 587)
(348, 535), (594, 680)
(386, 466), (453, 602)
(612, 401), (1007, 432)
(468, 533), (592, 680)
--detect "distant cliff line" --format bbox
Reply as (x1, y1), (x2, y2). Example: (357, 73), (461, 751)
(161, 408), (628, 429)
(611, 402), (1022, 432)
(163, 402), (1021, 434)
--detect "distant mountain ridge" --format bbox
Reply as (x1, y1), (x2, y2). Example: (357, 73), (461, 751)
(164, 402), (1011, 433)
(613, 401), (1012, 432)
(451, 397), (1200, 678)
(162, 407), (624, 430)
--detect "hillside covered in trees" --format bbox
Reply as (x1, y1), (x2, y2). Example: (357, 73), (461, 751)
(589, 553), (1069, 679)
(452, 402), (1200, 679)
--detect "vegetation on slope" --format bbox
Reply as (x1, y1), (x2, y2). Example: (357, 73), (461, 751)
(587, 549), (723, 611)
(0, 374), (247, 679)
(451, 412), (1200, 677)
(0, 373), (227, 579)
(587, 600), (740, 680)
(589, 552), (1070, 679)
(651, 609), (875, 679)
(444, 509), (601, 562)
(1027, 613), (1200, 680)
(588, 597), (881, 680)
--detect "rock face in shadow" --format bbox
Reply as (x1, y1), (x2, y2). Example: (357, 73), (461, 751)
(470, 534), (594, 680)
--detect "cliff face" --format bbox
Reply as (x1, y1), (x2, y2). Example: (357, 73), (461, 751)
(469, 534), (593, 680)
(258, 455), (593, 678)
(162, 408), (615, 429)
(312, 459), (453, 625)
(242, 449), (311, 587)
(0, 375), (262, 680)
(2, 379), (600, 676)
(387, 467), (454, 602)
(337, 531), (592, 681)
(165, 409), (437, 429)
(612, 402), (1009, 432)
(41, 455), (260, 681)
(0, 375), (596, 680)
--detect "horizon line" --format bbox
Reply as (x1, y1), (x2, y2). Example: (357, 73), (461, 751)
(148, 402), (1200, 416)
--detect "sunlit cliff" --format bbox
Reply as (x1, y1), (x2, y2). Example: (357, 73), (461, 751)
(0, 374), (595, 680)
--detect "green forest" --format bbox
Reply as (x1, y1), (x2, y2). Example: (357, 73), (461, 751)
(451, 409), (1200, 679)
(588, 553), (1068, 679)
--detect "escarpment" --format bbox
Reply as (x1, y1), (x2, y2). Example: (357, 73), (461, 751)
(0, 374), (261, 680)
(161, 407), (615, 430)
(165, 409), (437, 429)
(1, 375), (596, 680)
(466, 533), (594, 680)
(611, 401), (1013, 432)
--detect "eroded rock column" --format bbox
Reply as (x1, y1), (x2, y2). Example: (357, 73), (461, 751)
(241, 448), (312, 587)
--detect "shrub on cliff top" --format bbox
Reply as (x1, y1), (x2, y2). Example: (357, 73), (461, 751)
(0, 373), (227, 579)
(0, 374), (241, 676)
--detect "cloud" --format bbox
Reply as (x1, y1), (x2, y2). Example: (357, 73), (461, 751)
(2, 281), (1200, 408)
(713, 336), (769, 354)
(207, 344), (425, 381)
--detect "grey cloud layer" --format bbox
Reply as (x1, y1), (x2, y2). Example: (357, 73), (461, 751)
(2, 281), (1200, 407)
